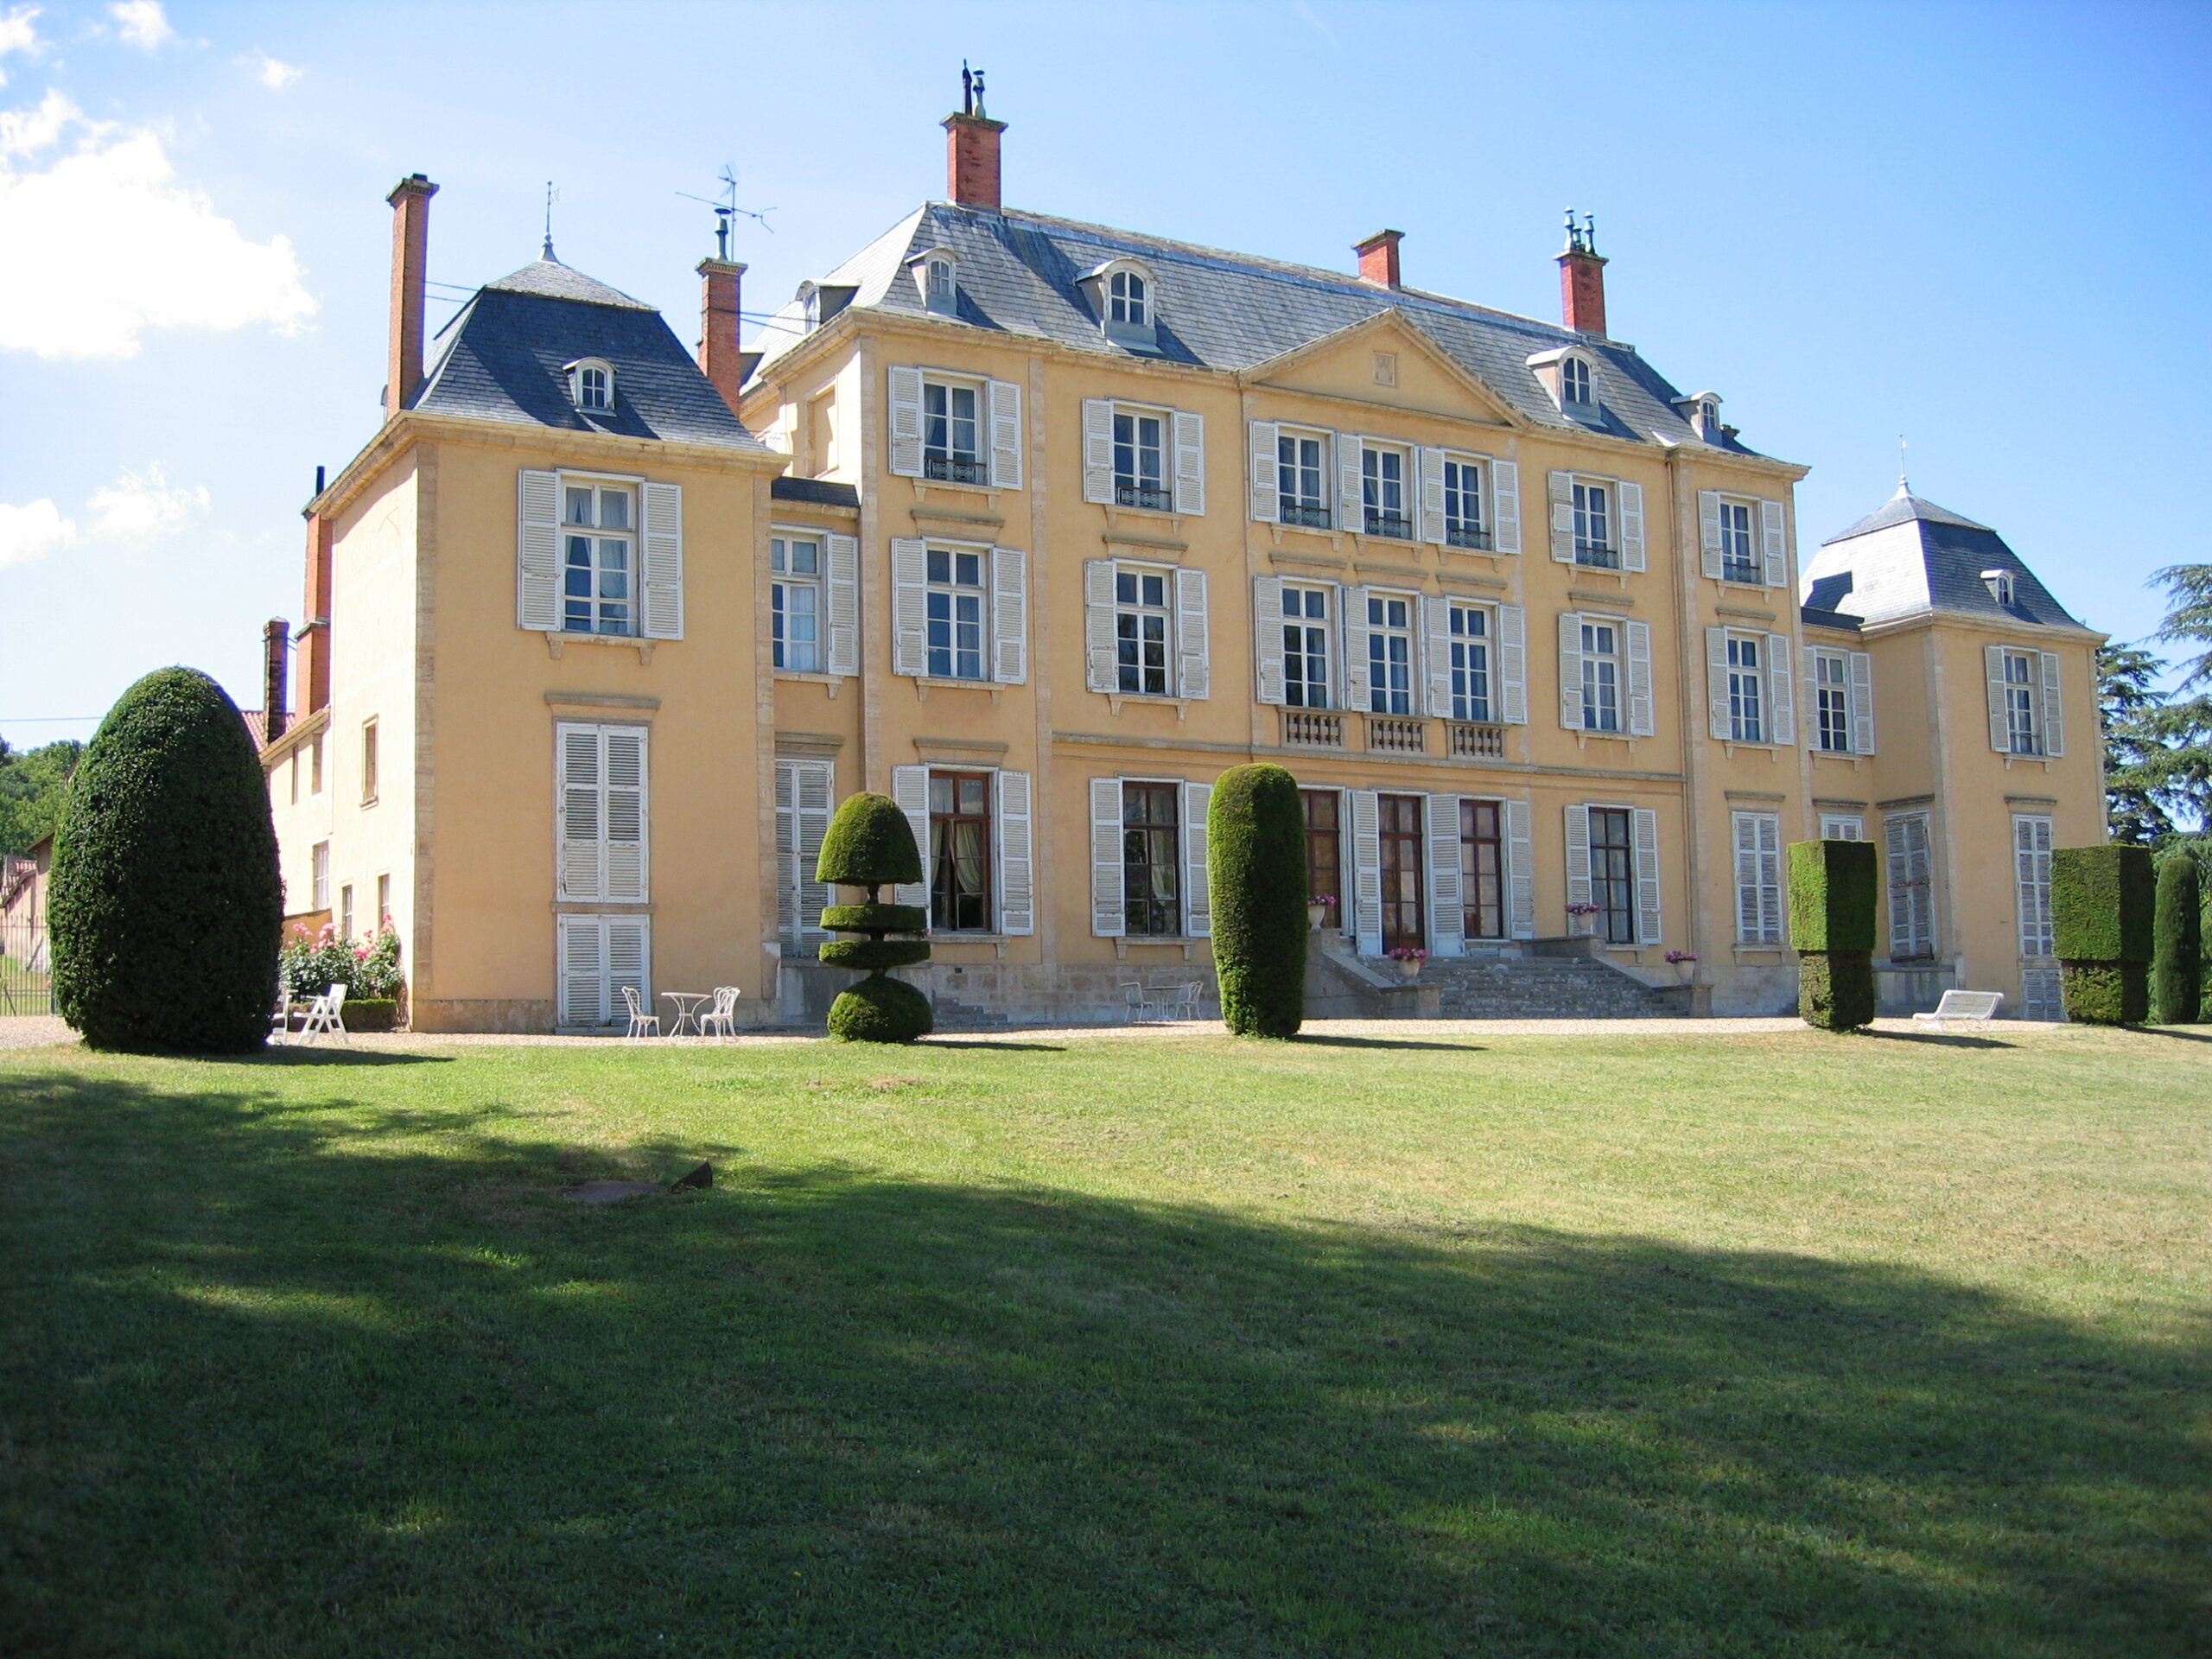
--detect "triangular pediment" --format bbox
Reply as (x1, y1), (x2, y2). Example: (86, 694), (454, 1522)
(1242, 311), (1524, 428)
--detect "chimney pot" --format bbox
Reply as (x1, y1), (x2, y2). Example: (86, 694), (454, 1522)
(942, 111), (1007, 213)
(385, 174), (437, 420)
(696, 257), (747, 415)
(1355, 229), (1403, 289)
(262, 618), (289, 745)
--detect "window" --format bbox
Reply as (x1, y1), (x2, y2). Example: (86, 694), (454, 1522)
(928, 772), (993, 932)
(340, 883), (354, 943)
(558, 914), (649, 1028)
(1580, 620), (1621, 733)
(926, 547), (986, 679)
(1727, 635), (1764, 742)
(1573, 479), (1615, 567)
(771, 535), (822, 671)
(1588, 807), (1635, 944)
(1459, 799), (1504, 939)
(2002, 652), (2042, 754)
(1820, 814), (1865, 841)
(1732, 810), (1783, 944)
(376, 873), (391, 931)
(1301, 789), (1341, 928)
(311, 841), (330, 911)
(925, 257), (957, 315)
(360, 719), (378, 804)
(1115, 567), (1172, 696)
(1717, 499), (1758, 583)
(562, 482), (636, 636)
(1122, 782), (1181, 936)
(922, 378), (987, 484)
(1443, 458), (1488, 548)
(567, 359), (613, 410)
(1448, 603), (1491, 722)
(1814, 651), (1852, 753)
(310, 736), (322, 796)
(1109, 269), (1147, 327)
(2015, 815), (2054, 958)
(556, 724), (649, 904)
(1362, 447), (1411, 537)
(1367, 593), (1414, 715)
(1983, 569), (2015, 607)
(1282, 587), (1330, 709)
(1277, 430), (1330, 527)
(1113, 408), (1170, 511)
(1561, 356), (1592, 407)
(1379, 794), (1427, 954)
(1885, 812), (1935, 960)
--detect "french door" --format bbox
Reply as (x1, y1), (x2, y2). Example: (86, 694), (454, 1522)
(1378, 793), (1427, 955)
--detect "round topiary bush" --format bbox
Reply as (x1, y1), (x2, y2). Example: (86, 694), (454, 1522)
(827, 975), (933, 1043)
(815, 791), (931, 1043)
(50, 667), (282, 1052)
(817, 793), (924, 889)
(1206, 763), (1306, 1039)
(2152, 851), (2202, 1026)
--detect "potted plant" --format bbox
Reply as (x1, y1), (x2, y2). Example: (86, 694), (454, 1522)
(1307, 893), (1337, 930)
(1566, 901), (1603, 938)
(1386, 945), (1427, 980)
(1664, 949), (1698, 984)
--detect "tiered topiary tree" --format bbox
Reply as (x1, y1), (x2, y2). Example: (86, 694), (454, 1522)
(2151, 850), (2202, 1026)
(1787, 838), (1877, 1031)
(814, 791), (932, 1042)
(2052, 843), (2154, 1025)
(1206, 764), (1307, 1039)
(50, 667), (282, 1053)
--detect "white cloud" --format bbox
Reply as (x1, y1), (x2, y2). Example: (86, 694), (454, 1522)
(0, 6), (41, 86)
(0, 498), (77, 567)
(86, 465), (207, 541)
(0, 96), (315, 358)
(244, 50), (300, 89)
(108, 1), (172, 50)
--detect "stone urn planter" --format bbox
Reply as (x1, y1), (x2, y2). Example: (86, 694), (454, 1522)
(1307, 900), (1334, 930)
(1389, 950), (1427, 981)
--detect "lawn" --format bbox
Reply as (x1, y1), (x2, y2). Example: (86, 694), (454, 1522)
(0, 1025), (2206, 1657)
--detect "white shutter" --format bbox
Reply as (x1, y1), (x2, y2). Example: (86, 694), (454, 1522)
(1618, 480), (1645, 572)
(1708, 626), (1735, 740)
(1548, 470), (1576, 563)
(1625, 619), (1654, 736)
(1253, 576), (1287, 706)
(795, 763), (834, 941)
(1182, 779), (1211, 937)
(1759, 499), (1789, 587)
(887, 366), (924, 478)
(1082, 398), (1115, 504)
(891, 537), (929, 677)
(1505, 798), (1535, 939)
(1496, 604), (1528, 725)
(1565, 804), (1592, 908)
(996, 769), (1033, 935)
(518, 468), (561, 631)
(2038, 651), (2065, 756)
(1633, 807), (1662, 944)
(988, 378), (1022, 488)
(1698, 490), (1724, 580)
(1341, 585), (1372, 713)
(1986, 645), (2012, 752)
(1248, 421), (1280, 523)
(558, 914), (605, 1026)
(1418, 447), (1447, 543)
(1427, 795), (1464, 957)
(1765, 632), (1795, 747)
(1351, 790), (1382, 956)
(601, 728), (648, 902)
(1174, 566), (1210, 699)
(1849, 650), (1877, 754)
(1421, 594), (1452, 716)
(1491, 460), (1521, 555)
(991, 546), (1027, 684)
(824, 533), (859, 677)
(774, 761), (798, 943)
(1558, 611), (1586, 730)
(557, 724), (602, 901)
(1337, 433), (1363, 532)
(1090, 777), (1125, 937)
(1173, 410), (1205, 515)
(1084, 559), (1118, 693)
(890, 765), (930, 912)
(606, 917), (650, 1021)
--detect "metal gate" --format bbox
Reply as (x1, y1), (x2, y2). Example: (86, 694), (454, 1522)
(1, 921), (53, 1016)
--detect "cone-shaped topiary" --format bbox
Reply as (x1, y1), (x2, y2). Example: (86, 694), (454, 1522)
(1207, 763), (1306, 1038)
(2052, 844), (2154, 1025)
(1787, 839), (1877, 1031)
(2152, 851), (2202, 1025)
(814, 791), (931, 1042)
(50, 667), (282, 1052)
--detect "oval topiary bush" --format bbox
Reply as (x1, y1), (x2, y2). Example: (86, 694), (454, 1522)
(817, 793), (923, 889)
(50, 667), (282, 1052)
(826, 975), (933, 1043)
(1207, 763), (1306, 1039)
(815, 791), (931, 1042)
(2152, 852), (2202, 1026)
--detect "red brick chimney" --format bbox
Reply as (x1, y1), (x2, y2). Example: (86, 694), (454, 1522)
(1355, 229), (1402, 289)
(943, 111), (1007, 213)
(696, 257), (747, 414)
(385, 174), (437, 418)
(262, 618), (289, 743)
(301, 466), (334, 715)
(1557, 210), (1607, 337)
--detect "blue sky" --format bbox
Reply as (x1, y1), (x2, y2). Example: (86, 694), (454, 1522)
(3, 0), (2208, 747)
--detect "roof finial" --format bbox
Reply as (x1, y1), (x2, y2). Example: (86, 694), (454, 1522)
(542, 181), (559, 262)
(1897, 433), (1910, 494)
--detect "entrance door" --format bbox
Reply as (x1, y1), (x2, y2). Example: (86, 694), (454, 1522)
(1378, 793), (1427, 955)
(1588, 807), (1635, 944)
(1459, 799), (1503, 939)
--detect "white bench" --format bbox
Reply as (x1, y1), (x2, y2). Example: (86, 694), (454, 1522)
(1912, 989), (2004, 1031)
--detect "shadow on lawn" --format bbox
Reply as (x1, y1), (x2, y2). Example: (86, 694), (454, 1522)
(0, 1072), (2202, 1659)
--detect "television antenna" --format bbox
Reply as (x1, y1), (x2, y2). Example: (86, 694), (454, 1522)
(677, 164), (775, 261)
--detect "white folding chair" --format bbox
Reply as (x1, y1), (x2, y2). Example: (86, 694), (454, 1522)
(620, 984), (661, 1039)
(699, 985), (739, 1039)
(298, 983), (350, 1043)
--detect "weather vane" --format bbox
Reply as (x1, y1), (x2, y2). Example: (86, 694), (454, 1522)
(542, 181), (559, 260)
(962, 60), (987, 118)
(1898, 434), (1910, 491)
(677, 165), (775, 260)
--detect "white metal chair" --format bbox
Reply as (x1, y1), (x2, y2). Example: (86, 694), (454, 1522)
(1122, 982), (1161, 1024)
(1913, 989), (2004, 1032)
(297, 983), (349, 1043)
(620, 984), (661, 1039)
(1162, 983), (1205, 1020)
(699, 985), (739, 1039)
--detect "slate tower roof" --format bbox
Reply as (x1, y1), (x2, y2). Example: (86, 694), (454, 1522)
(1799, 483), (2087, 632)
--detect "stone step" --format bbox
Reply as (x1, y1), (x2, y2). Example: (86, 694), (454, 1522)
(1419, 954), (1682, 1020)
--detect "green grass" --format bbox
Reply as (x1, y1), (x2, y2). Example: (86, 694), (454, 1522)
(2, 1026), (2208, 1657)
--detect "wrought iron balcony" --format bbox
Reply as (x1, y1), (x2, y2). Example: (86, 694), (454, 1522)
(925, 455), (989, 485)
(1279, 503), (1332, 530)
(1116, 483), (1174, 512)
(1446, 524), (1491, 550)
(1574, 543), (1620, 569)
(1363, 510), (1413, 539)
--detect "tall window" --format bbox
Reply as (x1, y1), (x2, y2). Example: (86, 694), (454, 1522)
(2015, 815), (2054, 957)
(1814, 651), (1851, 752)
(771, 535), (821, 671)
(376, 873), (391, 931)
(1443, 458), (1487, 548)
(1122, 782), (1180, 937)
(340, 883), (354, 943)
(1277, 431), (1329, 527)
(1362, 447), (1410, 537)
(1885, 812), (1935, 960)
(1113, 409), (1170, 510)
(1573, 480), (1615, 567)
(311, 841), (330, 911)
(1727, 635), (1764, 742)
(1379, 794), (1427, 955)
(1448, 604), (1491, 722)
(1109, 269), (1147, 326)
(1301, 789), (1341, 928)
(922, 380), (986, 483)
(2003, 652), (2042, 754)
(1580, 620), (1621, 733)
(1459, 799), (1503, 940)
(1561, 357), (1592, 407)
(1733, 810), (1783, 944)
(1283, 587), (1330, 709)
(928, 772), (992, 932)
(360, 719), (378, 804)
(925, 258), (956, 313)
(1367, 594), (1414, 715)
(1115, 567), (1171, 696)
(925, 547), (986, 679)
(1717, 499), (1758, 582)
(563, 482), (635, 635)
(1588, 807), (1634, 944)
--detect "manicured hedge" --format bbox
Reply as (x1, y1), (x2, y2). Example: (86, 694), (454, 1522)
(341, 998), (398, 1033)
(2051, 845), (2154, 963)
(2062, 962), (2146, 1027)
(815, 791), (931, 1042)
(821, 903), (926, 934)
(818, 938), (931, 971)
(49, 667), (282, 1053)
(1788, 839), (1877, 1030)
(817, 793), (923, 892)
(2152, 852), (2202, 1026)
(1205, 764), (1306, 1039)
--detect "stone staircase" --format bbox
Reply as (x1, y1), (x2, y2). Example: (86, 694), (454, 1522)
(1421, 953), (1686, 1019)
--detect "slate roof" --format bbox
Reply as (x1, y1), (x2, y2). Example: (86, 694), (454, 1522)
(1799, 484), (2086, 632)
(415, 258), (766, 450)
(751, 202), (1768, 456)
(771, 475), (860, 508)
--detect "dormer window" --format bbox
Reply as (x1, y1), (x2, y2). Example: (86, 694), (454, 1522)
(567, 359), (613, 411)
(1109, 269), (1147, 327)
(1561, 356), (1592, 406)
(1080, 258), (1158, 347)
(1982, 569), (2016, 607)
(927, 259), (956, 313)
(907, 248), (960, 317)
(1527, 346), (1599, 418)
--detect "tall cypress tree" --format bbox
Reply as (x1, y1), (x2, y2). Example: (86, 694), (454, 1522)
(1207, 764), (1306, 1039)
